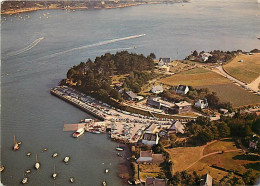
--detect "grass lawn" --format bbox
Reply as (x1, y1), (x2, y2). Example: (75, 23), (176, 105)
(160, 67), (230, 87)
(203, 139), (238, 156)
(223, 53), (260, 83)
(166, 146), (203, 173)
(139, 164), (162, 181)
(198, 84), (260, 107)
(160, 67), (260, 107)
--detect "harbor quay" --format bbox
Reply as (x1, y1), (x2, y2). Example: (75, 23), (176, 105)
(50, 86), (193, 143)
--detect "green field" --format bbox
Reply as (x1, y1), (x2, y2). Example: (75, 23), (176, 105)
(160, 67), (260, 107)
(160, 68), (230, 87)
(198, 84), (260, 107)
(223, 53), (260, 83)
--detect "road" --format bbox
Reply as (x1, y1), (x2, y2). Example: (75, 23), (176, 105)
(216, 66), (259, 94)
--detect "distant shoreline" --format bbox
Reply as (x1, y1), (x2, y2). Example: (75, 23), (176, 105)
(1, 2), (160, 15)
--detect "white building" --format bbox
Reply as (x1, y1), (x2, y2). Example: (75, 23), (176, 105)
(151, 85), (163, 94)
(142, 133), (159, 146)
(201, 53), (212, 62)
(176, 85), (189, 94)
(195, 99), (208, 109)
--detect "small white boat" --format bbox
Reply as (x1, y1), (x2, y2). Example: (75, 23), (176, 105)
(64, 156), (70, 164)
(102, 181), (106, 186)
(105, 169), (109, 173)
(73, 128), (85, 138)
(25, 169), (31, 174)
(70, 177), (74, 183)
(52, 153), (58, 158)
(52, 164), (57, 180)
(27, 152), (31, 157)
(35, 154), (40, 170)
(22, 177), (28, 184)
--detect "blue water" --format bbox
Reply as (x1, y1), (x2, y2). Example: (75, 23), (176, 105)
(1, 0), (260, 185)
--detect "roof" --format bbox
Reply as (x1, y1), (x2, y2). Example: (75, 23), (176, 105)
(201, 53), (212, 57)
(175, 101), (192, 107)
(200, 174), (212, 186)
(152, 154), (164, 163)
(140, 150), (152, 158)
(146, 177), (166, 186)
(147, 97), (175, 108)
(126, 91), (137, 99)
(176, 85), (188, 92)
(169, 121), (184, 134)
(151, 85), (163, 93)
(159, 58), (170, 63)
(146, 124), (157, 133)
(143, 133), (157, 141)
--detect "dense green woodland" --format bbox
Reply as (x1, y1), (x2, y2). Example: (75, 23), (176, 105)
(64, 51), (155, 100)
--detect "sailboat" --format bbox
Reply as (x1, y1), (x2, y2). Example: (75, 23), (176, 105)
(52, 164), (57, 179)
(35, 154), (40, 170)
(13, 135), (19, 150)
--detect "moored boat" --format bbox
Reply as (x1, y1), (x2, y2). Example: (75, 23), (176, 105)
(35, 154), (40, 170)
(52, 153), (59, 158)
(22, 177), (28, 184)
(73, 128), (85, 138)
(13, 135), (19, 151)
(70, 177), (74, 183)
(64, 156), (70, 164)
(0, 165), (4, 172)
(52, 164), (57, 180)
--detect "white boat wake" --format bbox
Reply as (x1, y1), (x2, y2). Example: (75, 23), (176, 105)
(39, 34), (145, 60)
(5, 37), (44, 58)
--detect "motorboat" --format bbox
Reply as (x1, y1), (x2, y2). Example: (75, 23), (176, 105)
(102, 181), (106, 186)
(70, 177), (74, 183)
(105, 169), (109, 173)
(27, 152), (31, 157)
(115, 145), (124, 151)
(73, 128), (85, 138)
(64, 156), (70, 164)
(22, 177), (28, 184)
(52, 153), (59, 158)
(25, 169), (31, 174)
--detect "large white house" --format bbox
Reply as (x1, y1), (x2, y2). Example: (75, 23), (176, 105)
(150, 85), (163, 94)
(195, 99), (208, 109)
(142, 133), (159, 146)
(201, 52), (212, 62)
(176, 85), (189, 94)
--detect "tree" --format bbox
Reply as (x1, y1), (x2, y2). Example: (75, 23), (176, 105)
(192, 50), (198, 57)
(217, 122), (230, 138)
(149, 53), (156, 59)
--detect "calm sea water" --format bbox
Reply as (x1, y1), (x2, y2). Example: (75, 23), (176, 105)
(1, 0), (260, 185)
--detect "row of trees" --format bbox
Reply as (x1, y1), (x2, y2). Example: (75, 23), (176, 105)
(186, 49), (242, 63)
